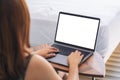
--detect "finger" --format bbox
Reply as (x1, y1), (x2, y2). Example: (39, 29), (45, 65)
(69, 52), (74, 56)
(80, 54), (84, 58)
(52, 48), (59, 52)
(75, 50), (79, 53)
(49, 49), (59, 53)
(50, 47), (59, 52)
(46, 53), (56, 58)
(50, 47), (57, 50)
(75, 50), (78, 52)
(79, 51), (83, 54)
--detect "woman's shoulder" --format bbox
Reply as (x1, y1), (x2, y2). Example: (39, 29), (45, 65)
(24, 55), (48, 79)
(28, 54), (49, 66)
(24, 54), (61, 80)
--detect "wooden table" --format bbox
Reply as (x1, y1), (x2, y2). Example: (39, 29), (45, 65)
(50, 52), (105, 80)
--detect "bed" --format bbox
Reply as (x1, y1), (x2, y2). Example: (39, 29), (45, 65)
(26, 0), (120, 61)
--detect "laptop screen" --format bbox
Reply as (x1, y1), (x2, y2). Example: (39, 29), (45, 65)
(55, 12), (100, 50)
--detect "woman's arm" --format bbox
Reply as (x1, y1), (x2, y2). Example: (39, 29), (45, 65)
(68, 64), (79, 80)
(67, 50), (83, 80)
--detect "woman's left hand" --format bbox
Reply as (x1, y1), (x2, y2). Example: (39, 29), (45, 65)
(31, 44), (59, 58)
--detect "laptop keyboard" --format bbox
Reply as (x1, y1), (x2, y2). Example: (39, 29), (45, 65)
(52, 44), (91, 57)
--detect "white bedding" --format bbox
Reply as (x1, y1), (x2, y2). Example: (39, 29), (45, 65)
(27, 0), (120, 57)
(27, 0), (120, 26)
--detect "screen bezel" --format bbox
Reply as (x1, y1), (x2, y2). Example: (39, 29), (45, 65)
(54, 12), (100, 52)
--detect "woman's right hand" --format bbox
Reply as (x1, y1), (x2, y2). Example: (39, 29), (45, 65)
(68, 50), (83, 67)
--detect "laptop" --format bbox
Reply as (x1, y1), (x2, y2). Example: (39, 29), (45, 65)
(47, 12), (100, 67)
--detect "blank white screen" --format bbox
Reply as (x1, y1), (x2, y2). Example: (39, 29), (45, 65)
(56, 13), (99, 50)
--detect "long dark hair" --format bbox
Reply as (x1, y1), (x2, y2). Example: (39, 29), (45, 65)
(0, 0), (30, 79)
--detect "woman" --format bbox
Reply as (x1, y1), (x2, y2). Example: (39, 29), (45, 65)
(0, 0), (83, 80)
